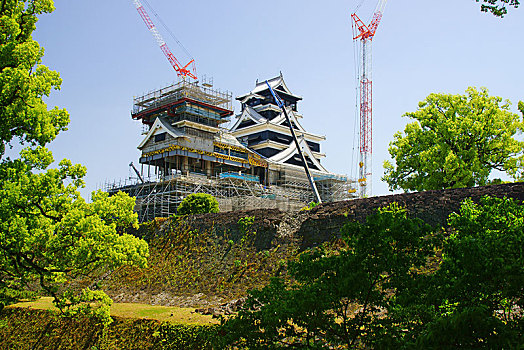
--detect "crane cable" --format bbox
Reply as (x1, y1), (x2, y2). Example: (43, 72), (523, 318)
(353, 0), (366, 13)
(350, 9), (362, 189)
(141, 0), (195, 62)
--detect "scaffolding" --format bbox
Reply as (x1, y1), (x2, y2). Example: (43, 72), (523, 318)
(132, 80), (233, 121)
(274, 166), (354, 203)
(116, 79), (356, 222)
(105, 169), (356, 222)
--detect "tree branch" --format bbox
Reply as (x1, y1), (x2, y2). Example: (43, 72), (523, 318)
(33, 202), (61, 221)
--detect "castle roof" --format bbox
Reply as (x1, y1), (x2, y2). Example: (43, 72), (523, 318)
(236, 73), (302, 102)
(268, 135), (329, 173)
(138, 116), (188, 149)
(231, 104), (324, 142)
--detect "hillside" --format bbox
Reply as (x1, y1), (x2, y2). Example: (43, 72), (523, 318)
(103, 182), (524, 308)
(2, 182), (524, 348)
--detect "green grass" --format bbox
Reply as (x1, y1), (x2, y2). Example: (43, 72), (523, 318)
(10, 297), (218, 324)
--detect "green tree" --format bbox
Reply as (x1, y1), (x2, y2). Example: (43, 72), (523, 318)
(415, 196), (524, 347)
(177, 193), (219, 215)
(0, 0), (69, 155)
(383, 87), (524, 192)
(219, 204), (435, 348)
(0, 0), (148, 323)
(219, 197), (524, 348)
(476, 0), (519, 17)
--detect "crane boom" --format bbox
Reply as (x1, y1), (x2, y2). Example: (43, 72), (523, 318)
(266, 81), (322, 204)
(351, 0), (388, 198)
(368, 0), (387, 37)
(132, 0), (197, 80)
(129, 162), (145, 183)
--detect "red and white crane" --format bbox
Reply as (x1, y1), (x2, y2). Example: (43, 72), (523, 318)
(132, 0), (197, 80)
(351, 0), (387, 198)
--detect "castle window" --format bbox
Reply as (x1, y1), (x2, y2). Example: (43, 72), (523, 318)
(230, 150), (248, 160)
(154, 133), (166, 142)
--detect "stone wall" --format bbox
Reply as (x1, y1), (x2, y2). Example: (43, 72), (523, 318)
(297, 182), (524, 249)
(167, 182), (524, 250)
(185, 208), (286, 250)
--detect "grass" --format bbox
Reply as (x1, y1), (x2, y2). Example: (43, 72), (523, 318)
(10, 297), (218, 325)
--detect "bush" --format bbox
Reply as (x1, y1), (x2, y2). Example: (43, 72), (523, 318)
(177, 194), (219, 215)
(219, 203), (435, 348)
(0, 308), (218, 350)
(299, 201), (320, 211)
(220, 197), (524, 348)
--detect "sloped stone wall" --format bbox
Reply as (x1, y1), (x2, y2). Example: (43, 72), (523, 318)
(165, 182), (524, 250)
(298, 182), (524, 249)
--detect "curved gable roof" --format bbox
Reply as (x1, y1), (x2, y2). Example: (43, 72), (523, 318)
(269, 136), (328, 173)
(271, 107), (306, 132)
(236, 73), (302, 101)
(137, 116), (188, 149)
(230, 106), (268, 131)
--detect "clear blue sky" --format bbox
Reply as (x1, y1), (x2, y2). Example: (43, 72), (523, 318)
(34, 0), (524, 199)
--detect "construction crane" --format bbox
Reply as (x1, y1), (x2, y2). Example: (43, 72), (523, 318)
(266, 81), (322, 204)
(129, 162), (145, 183)
(131, 0), (197, 80)
(351, 0), (387, 198)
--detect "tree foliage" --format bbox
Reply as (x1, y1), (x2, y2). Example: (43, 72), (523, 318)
(220, 197), (524, 348)
(177, 193), (219, 215)
(0, 0), (149, 322)
(415, 196), (524, 347)
(0, 0), (69, 156)
(476, 0), (519, 17)
(219, 204), (435, 348)
(383, 87), (524, 192)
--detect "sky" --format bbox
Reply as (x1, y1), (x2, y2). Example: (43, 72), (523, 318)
(32, 0), (524, 199)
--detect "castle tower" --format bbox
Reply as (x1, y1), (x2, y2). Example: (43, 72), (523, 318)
(132, 80), (267, 181)
(231, 74), (336, 187)
(106, 76), (353, 222)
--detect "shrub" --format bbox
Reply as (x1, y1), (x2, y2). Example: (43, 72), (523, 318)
(177, 194), (219, 215)
(300, 201), (320, 211)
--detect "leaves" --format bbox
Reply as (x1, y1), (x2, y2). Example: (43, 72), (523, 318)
(438, 197), (524, 314)
(383, 87), (524, 192)
(416, 196), (524, 347)
(0, 152), (149, 318)
(476, 0), (520, 17)
(0, 0), (149, 323)
(176, 193), (219, 215)
(0, 0), (68, 156)
(221, 197), (524, 347)
(220, 204), (435, 348)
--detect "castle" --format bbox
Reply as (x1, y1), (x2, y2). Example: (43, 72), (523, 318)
(107, 74), (355, 221)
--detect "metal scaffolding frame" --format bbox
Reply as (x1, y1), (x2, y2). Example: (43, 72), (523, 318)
(105, 168), (356, 222)
(113, 79), (357, 222)
(132, 80), (233, 120)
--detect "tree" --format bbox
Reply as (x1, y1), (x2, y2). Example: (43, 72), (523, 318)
(219, 204), (435, 348)
(0, 0), (148, 323)
(177, 193), (219, 215)
(383, 87), (524, 192)
(476, 0), (520, 17)
(415, 196), (524, 347)
(219, 198), (524, 348)
(0, 0), (69, 156)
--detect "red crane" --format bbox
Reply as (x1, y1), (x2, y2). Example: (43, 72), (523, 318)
(132, 0), (197, 80)
(351, 0), (387, 198)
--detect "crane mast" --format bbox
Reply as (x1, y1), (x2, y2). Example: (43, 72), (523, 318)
(351, 0), (387, 198)
(132, 0), (197, 80)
